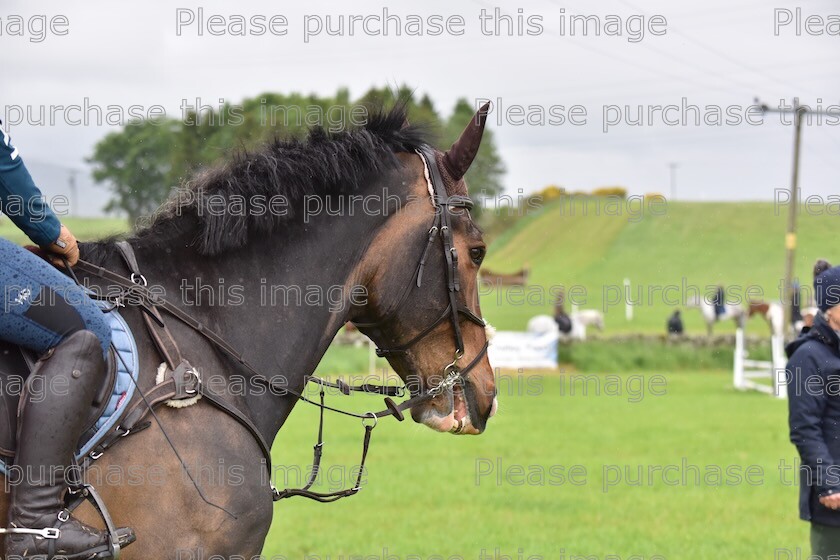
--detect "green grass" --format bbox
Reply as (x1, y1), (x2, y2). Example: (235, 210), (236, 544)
(0, 212), (813, 558)
(265, 370), (804, 559)
(0, 217), (128, 244)
(556, 338), (761, 373)
(319, 337), (774, 375)
(481, 198), (836, 335)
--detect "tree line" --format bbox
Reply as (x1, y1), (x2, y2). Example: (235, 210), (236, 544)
(89, 86), (505, 226)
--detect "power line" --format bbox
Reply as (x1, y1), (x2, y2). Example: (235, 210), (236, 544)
(471, 0), (749, 98)
(802, 141), (840, 174)
(813, 124), (840, 151)
(659, 0), (835, 27)
(617, 0), (826, 99)
(501, 49), (839, 99)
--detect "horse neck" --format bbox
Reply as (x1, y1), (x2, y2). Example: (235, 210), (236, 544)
(124, 196), (395, 441)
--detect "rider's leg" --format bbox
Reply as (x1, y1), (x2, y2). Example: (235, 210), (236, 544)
(0, 239), (134, 557)
(0, 238), (110, 357)
(5, 330), (134, 558)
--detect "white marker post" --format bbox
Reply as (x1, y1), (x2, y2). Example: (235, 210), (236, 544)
(624, 278), (633, 321)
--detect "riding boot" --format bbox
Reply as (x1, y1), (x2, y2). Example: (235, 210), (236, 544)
(4, 330), (135, 559)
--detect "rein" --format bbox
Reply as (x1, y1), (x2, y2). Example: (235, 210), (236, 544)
(70, 145), (489, 502)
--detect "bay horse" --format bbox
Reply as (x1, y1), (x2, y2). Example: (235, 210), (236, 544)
(0, 104), (497, 558)
(747, 300), (784, 338)
(479, 266), (529, 287)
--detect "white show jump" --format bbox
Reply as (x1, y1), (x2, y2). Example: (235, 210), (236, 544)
(733, 327), (787, 398)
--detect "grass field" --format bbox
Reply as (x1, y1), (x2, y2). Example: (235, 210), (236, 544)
(0, 208), (817, 559)
(265, 369), (803, 560)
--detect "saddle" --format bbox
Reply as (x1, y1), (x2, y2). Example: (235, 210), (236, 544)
(0, 303), (140, 467)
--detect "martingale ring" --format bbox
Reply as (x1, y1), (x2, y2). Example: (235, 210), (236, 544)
(129, 272), (147, 287)
(361, 412), (378, 429)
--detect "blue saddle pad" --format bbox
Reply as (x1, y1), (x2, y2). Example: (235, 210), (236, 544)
(78, 303), (139, 457)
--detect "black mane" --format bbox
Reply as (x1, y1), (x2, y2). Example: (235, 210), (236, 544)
(86, 105), (429, 260)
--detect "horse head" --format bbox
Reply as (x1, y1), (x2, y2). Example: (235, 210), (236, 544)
(353, 103), (496, 435)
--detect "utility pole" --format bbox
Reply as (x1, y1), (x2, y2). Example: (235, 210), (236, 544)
(68, 169), (78, 217)
(758, 97), (839, 339)
(668, 162), (679, 201)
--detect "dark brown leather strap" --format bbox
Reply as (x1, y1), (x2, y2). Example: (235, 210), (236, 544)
(273, 424), (372, 502)
(115, 241), (184, 370)
(82, 374), (274, 475)
(354, 147), (480, 362)
(421, 146), (466, 354)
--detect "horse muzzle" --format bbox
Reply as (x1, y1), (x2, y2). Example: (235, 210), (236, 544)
(412, 379), (497, 435)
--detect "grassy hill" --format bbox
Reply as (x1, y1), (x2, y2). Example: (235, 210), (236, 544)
(481, 198), (835, 335)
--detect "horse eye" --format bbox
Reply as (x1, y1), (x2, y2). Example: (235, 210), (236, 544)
(470, 247), (486, 265)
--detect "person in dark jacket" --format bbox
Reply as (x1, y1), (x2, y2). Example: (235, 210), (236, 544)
(713, 285), (726, 318)
(0, 121), (134, 557)
(553, 291), (573, 334)
(787, 262), (840, 557)
(667, 310), (684, 335)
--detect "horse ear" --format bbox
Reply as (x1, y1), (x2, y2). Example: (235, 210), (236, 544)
(401, 117), (410, 129)
(442, 102), (491, 181)
(815, 259), (832, 278)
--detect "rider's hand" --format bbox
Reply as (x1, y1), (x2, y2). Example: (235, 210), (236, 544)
(43, 224), (80, 267)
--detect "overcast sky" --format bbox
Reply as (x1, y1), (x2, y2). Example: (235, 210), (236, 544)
(2, 0), (838, 216)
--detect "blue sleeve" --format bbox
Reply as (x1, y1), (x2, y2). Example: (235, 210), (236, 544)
(788, 346), (840, 496)
(0, 124), (61, 246)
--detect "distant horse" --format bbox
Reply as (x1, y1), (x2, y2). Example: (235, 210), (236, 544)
(335, 321), (368, 347)
(527, 314), (585, 342)
(571, 309), (604, 333)
(686, 293), (746, 336)
(558, 307), (604, 341)
(479, 266), (529, 287)
(748, 300), (784, 338)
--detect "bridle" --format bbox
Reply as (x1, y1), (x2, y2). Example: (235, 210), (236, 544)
(353, 145), (489, 410)
(68, 143), (491, 503)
